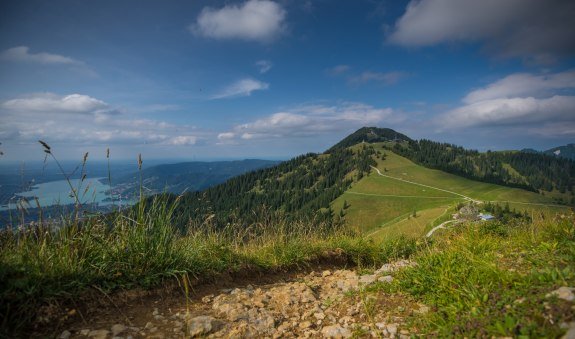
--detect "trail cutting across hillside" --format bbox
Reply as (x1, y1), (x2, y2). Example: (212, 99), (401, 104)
(425, 220), (457, 237)
(345, 191), (455, 199)
(370, 166), (479, 203)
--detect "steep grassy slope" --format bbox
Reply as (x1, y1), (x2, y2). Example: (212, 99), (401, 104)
(332, 144), (571, 239)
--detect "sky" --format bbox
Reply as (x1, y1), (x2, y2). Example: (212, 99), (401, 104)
(0, 0), (574, 162)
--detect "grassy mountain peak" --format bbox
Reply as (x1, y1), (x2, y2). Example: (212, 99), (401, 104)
(327, 127), (412, 152)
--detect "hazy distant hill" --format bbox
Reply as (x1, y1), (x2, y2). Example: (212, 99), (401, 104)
(521, 144), (575, 161)
(114, 159), (279, 195)
(543, 144), (575, 160)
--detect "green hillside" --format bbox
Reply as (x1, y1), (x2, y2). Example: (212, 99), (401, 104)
(389, 139), (575, 196)
(332, 144), (571, 240)
(174, 146), (376, 227)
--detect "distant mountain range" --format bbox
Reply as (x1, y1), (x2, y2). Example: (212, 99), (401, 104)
(112, 159), (280, 195)
(521, 144), (575, 160)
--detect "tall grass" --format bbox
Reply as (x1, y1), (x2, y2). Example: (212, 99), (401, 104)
(0, 188), (415, 336)
(388, 212), (575, 337)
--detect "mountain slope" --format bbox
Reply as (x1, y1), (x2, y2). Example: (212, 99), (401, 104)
(170, 127), (572, 229)
(389, 139), (575, 194)
(175, 146), (377, 227)
(332, 146), (570, 239)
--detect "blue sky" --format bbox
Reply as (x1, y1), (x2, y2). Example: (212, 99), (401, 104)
(1, 0), (574, 161)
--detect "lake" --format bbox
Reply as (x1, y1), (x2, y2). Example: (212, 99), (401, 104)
(0, 178), (135, 211)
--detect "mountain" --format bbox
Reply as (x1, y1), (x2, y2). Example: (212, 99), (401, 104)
(544, 144), (575, 160)
(114, 159), (279, 195)
(175, 146), (377, 227)
(167, 127), (573, 228)
(521, 144), (575, 161)
(520, 148), (539, 154)
(327, 127), (412, 152)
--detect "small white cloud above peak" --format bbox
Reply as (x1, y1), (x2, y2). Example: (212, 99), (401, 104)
(212, 78), (269, 99)
(191, 0), (286, 42)
(256, 60), (273, 73)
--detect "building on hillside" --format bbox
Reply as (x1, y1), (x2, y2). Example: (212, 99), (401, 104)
(479, 213), (495, 221)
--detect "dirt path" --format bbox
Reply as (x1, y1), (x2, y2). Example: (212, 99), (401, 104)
(370, 166), (567, 209)
(345, 191), (455, 199)
(370, 166), (478, 203)
(425, 220), (457, 237)
(51, 261), (424, 338)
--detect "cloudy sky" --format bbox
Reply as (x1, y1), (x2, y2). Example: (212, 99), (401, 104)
(1, 0), (574, 161)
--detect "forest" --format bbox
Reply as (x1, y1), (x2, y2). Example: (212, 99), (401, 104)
(172, 145), (377, 228)
(389, 139), (575, 197)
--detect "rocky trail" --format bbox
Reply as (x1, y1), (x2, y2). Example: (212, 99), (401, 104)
(51, 260), (425, 339)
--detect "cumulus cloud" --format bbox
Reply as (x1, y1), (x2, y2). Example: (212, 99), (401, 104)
(0, 93), (201, 146)
(255, 60), (273, 73)
(463, 71), (575, 104)
(388, 0), (575, 62)
(0, 46), (82, 65)
(221, 102), (402, 140)
(440, 96), (575, 128)
(436, 70), (575, 137)
(348, 71), (409, 85)
(218, 132), (236, 140)
(191, 0), (286, 42)
(212, 78), (269, 99)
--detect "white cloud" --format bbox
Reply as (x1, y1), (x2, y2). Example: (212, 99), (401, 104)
(256, 60), (273, 73)
(222, 102), (402, 140)
(2, 93), (108, 114)
(218, 132), (236, 140)
(191, 0), (286, 42)
(348, 71), (409, 85)
(388, 0), (575, 62)
(212, 78), (269, 99)
(0, 93), (202, 146)
(436, 70), (575, 137)
(439, 95), (575, 129)
(0, 46), (83, 65)
(327, 65), (350, 76)
(167, 136), (197, 146)
(463, 70), (575, 104)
